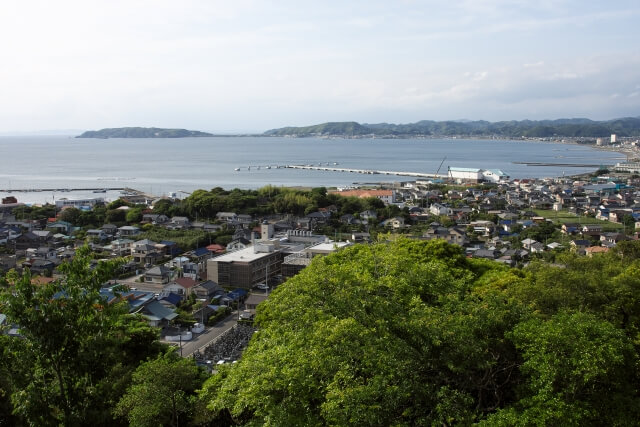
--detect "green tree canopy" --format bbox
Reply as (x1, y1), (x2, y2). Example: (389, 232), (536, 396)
(115, 351), (208, 427)
(0, 246), (166, 425)
(200, 239), (640, 425)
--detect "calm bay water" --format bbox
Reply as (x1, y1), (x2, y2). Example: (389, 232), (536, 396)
(0, 135), (626, 204)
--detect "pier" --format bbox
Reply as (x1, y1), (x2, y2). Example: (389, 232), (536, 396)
(284, 165), (440, 179)
(512, 162), (602, 167)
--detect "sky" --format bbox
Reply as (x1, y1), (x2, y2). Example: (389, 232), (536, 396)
(1, 0), (639, 133)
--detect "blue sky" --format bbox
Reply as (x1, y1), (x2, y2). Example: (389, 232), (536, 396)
(1, 0), (639, 133)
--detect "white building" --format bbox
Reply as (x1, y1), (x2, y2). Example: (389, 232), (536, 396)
(611, 134), (617, 144)
(481, 169), (509, 183)
(448, 167), (482, 182)
(55, 197), (104, 209)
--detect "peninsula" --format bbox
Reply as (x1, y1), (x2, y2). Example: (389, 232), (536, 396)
(264, 117), (640, 138)
(76, 127), (213, 138)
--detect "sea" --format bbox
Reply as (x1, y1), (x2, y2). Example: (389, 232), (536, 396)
(0, 135), (626, 205)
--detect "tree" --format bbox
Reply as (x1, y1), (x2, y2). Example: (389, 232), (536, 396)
(59, 207), (82, 225)
(484, 311), (639, 426)
(201, 239), (640, 425)
(126, 207), (143, 224)
(115, 351), (208, 427)
(201, 240), (526, 425)
(0, 246), (166, 425)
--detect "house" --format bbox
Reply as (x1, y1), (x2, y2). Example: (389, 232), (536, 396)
(216, 212), (238, 222)
(429, 203), (453, 216)
(472, 249), (497, 259)
(206, 243), (227, 254)
(561, 223), (579, 235)
(47, 221), (72, 234)
(192, 280), (224, 299)
(582, 224), (603, 233)
(131, 239), (163, 265)
(144, 265), (173, 284)
(585, 246), (610, 257)
(469, 221), (495, 236)
(141, 301), (178, 327)
(245, 293), (269, 310)
(158, 292), (183, 309)
(27, 259), (56, 276)
(163, 277), (198, 296)
(350, 232), (371, 243)
(530, 242), (545, 253)
(423, 225), (468, 246)
(570, 239), (591, 255)
(142, 213), (170, 224)
(521, 238), (538, 250)
(118, 225), (141, 237)
(159, 240), (181, 257)
(110, 239), (134, 256)
(600, 232), (627, 247)
(87, 229), (107, 240)
(237, 214), (253, 224)
(101, 223), (119, 236)
(170, 216), (190, 229)
(382, 217), (405, 229)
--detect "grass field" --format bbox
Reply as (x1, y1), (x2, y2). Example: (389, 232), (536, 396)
(533, 209), (624, 230)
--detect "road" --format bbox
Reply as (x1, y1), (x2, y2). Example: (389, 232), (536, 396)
(175, 312), (239, 358)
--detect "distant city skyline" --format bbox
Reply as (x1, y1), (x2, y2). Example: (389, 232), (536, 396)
(2, 0), (639, 134)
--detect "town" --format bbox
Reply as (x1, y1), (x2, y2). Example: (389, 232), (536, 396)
(2, 144), (640, 367)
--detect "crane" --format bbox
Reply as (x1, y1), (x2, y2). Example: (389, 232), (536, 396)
(434, 156), (447, 179)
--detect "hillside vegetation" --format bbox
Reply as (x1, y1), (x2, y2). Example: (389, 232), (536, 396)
(76, 127), (213, 138)
(264, 117), (640, 138)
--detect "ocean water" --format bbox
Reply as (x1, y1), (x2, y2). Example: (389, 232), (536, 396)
(0, 135), (625, 204)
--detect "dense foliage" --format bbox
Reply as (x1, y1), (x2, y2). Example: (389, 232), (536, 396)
(156, 186), (386, 222)
(0, 247), (176, 425)
(201, 239), (640, 425)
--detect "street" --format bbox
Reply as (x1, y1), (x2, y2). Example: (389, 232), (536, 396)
(175, 312), (238, 357)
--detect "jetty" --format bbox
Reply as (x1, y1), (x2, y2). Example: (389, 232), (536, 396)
(285, 165), (440, 178)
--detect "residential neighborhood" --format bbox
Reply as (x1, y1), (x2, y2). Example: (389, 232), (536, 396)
(3, 162), (640, 365)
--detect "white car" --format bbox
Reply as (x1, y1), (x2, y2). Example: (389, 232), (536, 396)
(254, 283), (269, 290)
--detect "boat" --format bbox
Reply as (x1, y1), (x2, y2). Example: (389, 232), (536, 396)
(234, 168), (240, 171)
(93, 189), (107, 193)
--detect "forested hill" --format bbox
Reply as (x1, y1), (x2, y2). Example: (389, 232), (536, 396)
(264, 117), (640, 138)
(263, 121), (372, 137)
(76, 127), (213, 138)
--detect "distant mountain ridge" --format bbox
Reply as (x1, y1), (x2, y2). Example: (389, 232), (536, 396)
(76, 127), (213, 138)
(264, 117), (640, 138)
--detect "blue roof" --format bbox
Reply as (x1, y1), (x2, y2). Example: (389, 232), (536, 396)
(160, 240), (176, 246)
(207, 305), (225, 311)
(194, 247), (209, 257)
(487, 169), (508, 176)
(161, 292), (183, 305)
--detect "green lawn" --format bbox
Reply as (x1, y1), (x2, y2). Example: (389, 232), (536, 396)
(532, 209), (624, 230)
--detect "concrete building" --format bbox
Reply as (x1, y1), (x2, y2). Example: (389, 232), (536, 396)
(611, 134), (617, 144)
(207, 245), (281, 289)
